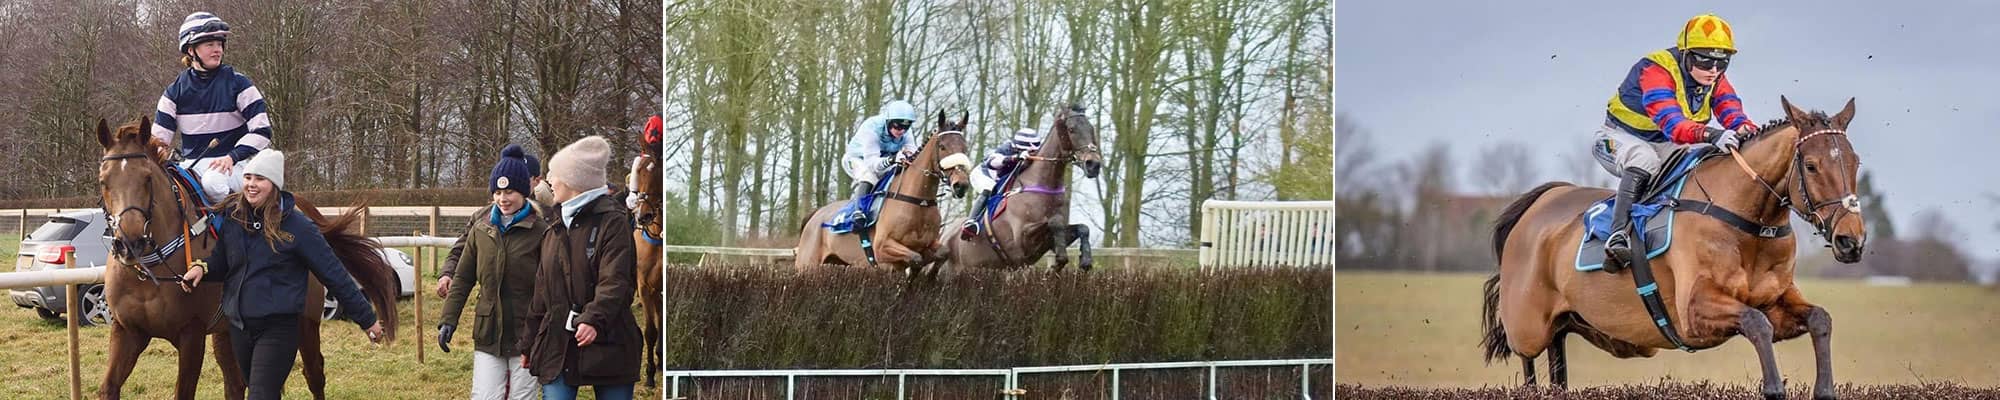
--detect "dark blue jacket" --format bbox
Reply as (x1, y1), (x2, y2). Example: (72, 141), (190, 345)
(201, 192), (377, 330)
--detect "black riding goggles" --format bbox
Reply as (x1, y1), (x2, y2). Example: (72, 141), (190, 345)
(1687, 52), (1730, 71)
(888, 120), (913, 131)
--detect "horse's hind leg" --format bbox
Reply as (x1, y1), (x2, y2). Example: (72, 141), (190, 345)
(1548, 330), (1568, 389)
(173, 329), (207, 400)
(211, 329), (245, 400)
(299, 315), (328, 400)
(1520, 354), (1537, 386)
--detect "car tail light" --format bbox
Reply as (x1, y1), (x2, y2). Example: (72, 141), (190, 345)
(36, 245), (75, 265)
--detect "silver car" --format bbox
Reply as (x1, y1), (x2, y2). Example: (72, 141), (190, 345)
(10, 209), (114, 326)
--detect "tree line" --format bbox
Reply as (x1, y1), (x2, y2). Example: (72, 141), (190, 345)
(0, 0), (662, 200)
(662, 0), (1333, 247)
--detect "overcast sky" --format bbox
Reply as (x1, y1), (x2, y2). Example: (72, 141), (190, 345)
(1337, 1), (2000, 263)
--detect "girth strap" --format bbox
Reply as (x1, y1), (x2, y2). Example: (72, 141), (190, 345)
(1671, 199), (1792, 238)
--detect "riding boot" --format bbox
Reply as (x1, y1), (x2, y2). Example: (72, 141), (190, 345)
(1602, 167), (1652, 273)
(959, 190), (992, 240)
(850, 181), (875, 225)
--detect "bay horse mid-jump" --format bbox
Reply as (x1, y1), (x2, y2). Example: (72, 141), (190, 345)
(935, 105), (1103, 273)
(1483, 97), (1864, 400)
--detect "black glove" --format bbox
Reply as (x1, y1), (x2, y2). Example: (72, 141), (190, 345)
(438, 324), (456, 353)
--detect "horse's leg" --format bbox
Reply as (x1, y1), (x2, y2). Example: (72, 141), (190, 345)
(98, 324), (151, 399)
(211, 328), (246, 400)
(1737, 308), (1786, 400)
(1805, 306), (1836, 400)
(1548, 330), (1567, 389)
(1765, 288), (1836, 400)
(1519, 354), (1537, 387)
(300, 283), (328, 400)
(299, 315), (327, 400)
(172, 329), (207, 400)
(1068, 224), (1093, 271)
(1049, 221), (1071, 271)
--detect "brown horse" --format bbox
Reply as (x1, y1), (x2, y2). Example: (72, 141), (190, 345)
(630, 150), (665, 387)
(934, 105), (1103, 273)
(95, 116), (400, 400)
(1483, 97), (1864, 400)
(796, 111), (973, 274)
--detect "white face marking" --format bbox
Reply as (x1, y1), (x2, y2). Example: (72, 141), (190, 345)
(120, 160), (127, 169)
(1831, 148), (1843, 161)
(1843, 194), (1862, 214)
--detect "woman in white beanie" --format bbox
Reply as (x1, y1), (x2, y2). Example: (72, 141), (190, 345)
(519, 136), (642, 400)
(182, 150), (384, 399)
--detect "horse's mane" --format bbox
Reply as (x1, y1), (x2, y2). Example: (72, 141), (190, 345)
(1755, 110), (1831, 144)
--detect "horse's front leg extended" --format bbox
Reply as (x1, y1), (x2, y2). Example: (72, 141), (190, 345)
(1068, 224), (1093, 271)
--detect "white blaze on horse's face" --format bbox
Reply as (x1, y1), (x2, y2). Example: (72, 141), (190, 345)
(1843, 194), (1861, 214)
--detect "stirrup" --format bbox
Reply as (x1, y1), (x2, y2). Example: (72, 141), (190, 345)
(959, 220), (980, 239)
(1602, 231), (1632, 271)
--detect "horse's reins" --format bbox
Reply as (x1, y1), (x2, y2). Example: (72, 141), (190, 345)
(1724, 128), (1859, 243)
(883, 130), (972, 208)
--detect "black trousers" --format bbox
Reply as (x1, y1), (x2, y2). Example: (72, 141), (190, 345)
(230, 314), (302, 400)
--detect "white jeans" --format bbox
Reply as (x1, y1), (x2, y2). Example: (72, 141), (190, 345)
(179, 157), (241, 201)
(471, 351), (538, 400)
(1591, 123), (1679, 176)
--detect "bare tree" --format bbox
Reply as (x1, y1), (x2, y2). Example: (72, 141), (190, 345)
(1472, 141), (1539, 195)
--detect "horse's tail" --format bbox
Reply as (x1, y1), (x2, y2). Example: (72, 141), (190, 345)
(316, 205), (400, 343)
(1480, 273), (1511, 364)
(1482, 181), (1569, 364)
(1492, 182), (1571, 259)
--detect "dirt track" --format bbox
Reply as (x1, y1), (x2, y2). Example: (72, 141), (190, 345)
(1336, 382), (2000, 399)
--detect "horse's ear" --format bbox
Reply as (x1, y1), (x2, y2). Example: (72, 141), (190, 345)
(936, 110), (947, 127)
(95, 118), (111, 149)
(958, 111), (969, 127)
(1831, 97), (1857, 129)
(1779, 95), (1807, 122)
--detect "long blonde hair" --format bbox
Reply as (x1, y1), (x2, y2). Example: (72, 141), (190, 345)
(213, 191), (293, 251)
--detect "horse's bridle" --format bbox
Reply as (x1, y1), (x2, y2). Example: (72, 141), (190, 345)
(1729, 128), (1861, 243)
(883, 130), (971, 208)
(1026, 113), (1101, 166)
(631, 153), (664, 245)
(99, 152), (197, 283)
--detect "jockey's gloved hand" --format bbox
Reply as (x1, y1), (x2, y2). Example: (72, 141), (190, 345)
(1711, 128), (1742, 152)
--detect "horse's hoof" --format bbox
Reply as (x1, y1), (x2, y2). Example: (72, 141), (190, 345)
(1813, 390), (1837, 400)
(1763, 389), (1786, 400)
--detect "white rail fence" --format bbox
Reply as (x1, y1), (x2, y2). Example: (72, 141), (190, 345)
(1199, 200), (1333, 267)
(666, 358), (1332, 400)
(0, 230), (461, 400)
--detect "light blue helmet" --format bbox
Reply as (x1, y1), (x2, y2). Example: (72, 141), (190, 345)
(881, 100), (918, 123)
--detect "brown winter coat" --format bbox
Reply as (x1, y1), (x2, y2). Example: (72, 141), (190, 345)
(439, 203), (547, 357)
(519, 194), (641, 385)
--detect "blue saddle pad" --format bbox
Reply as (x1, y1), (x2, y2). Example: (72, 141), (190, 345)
(1574, 146), (1714, 271)
(979, 168), (1022, 222)
(164, 163), (224, 233)
(823, 167), (903, 234)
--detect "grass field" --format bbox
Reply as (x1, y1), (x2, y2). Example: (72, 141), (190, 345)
(1336, 271), (2000, 389)
(0, 240), (660, 399)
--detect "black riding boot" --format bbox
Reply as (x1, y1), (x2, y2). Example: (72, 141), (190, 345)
(1602, 166), (1652, 273)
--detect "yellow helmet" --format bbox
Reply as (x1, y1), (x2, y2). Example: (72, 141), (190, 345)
(1677, 13), (1736, 58)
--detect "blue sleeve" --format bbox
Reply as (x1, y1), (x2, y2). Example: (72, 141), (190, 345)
(230, 74), (272, 162)
(288, 214), (377, 329)
(200, 230), (229, 283)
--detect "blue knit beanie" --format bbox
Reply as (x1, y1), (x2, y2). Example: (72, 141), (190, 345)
(491, 144), (534, 194)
